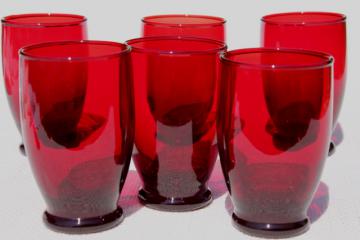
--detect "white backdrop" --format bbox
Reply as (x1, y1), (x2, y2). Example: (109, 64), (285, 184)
(0, 0), (359, 239)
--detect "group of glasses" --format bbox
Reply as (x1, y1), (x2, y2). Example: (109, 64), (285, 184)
(1, 12), (346, 238)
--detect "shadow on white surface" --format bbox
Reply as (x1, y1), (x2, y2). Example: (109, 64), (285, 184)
(307, 182), (330, 223)
(224, 181), (329, 223)
(208, 160), (227, 200)
(118, 170), (143, 217)
(332, 123), (344, 147)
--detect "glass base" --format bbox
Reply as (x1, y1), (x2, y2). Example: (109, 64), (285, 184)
(232, 213), (310, 238)
(19, 143), (26, 156)
(328, 141), (335, 156)
(138, 188), (212, 212)
(43, 207), (123, 234)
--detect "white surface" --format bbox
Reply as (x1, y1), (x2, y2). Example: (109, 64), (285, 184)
(0, 0), (360, 239)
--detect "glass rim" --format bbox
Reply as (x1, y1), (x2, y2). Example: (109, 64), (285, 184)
(142, 14), (226, 28)
(126, 36), (227, 55)
(19, 40), (131, 62)
(261, 11), (346, 26)
(1, 13), (87, 28)
(221, 48), (334, 70)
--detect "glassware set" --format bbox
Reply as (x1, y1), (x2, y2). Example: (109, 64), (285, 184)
(1, 12), (347, 237)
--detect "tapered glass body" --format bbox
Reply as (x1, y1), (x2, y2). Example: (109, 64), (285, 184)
(19, 41), (134, 233)
(261, 12), (346, 129)
(2, 13), (87, 144)
(217, 48), (333, 237)
(127, 37), (226, 211)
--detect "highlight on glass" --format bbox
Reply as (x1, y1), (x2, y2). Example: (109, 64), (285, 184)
(126, 36), (227, 211)
(142, 14), (226, 42)
(19, 40), (134, 233)
(261, 11), (346, 154)
(217, 48), (333, 238)
(1, 13), (88, 155)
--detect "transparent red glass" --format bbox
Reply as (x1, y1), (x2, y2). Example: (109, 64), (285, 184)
(217, 48), (333, 237)
(2, 13), (87, 154)
(142, 14), (226, 42)
(19, 41), (134, 233)
(261, 12), (346, 154)
(126, 36), (226, 211)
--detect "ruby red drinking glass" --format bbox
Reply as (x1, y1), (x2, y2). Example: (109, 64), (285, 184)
(217, 48), (333, 237)
(126, 36), (226, 211)
(19, 41), (134, 233)
(142, 14), (226, 42)
(261, 12), (346, 154)
(2, 13), (87, 154)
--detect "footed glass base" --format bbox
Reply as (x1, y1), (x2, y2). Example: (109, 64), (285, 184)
(138, 188), (212, 212)
(43, 207), (123, 234)
(232, 213), (310, 238)
(328, 141), (335, 156)
(19, 143), (26, 156)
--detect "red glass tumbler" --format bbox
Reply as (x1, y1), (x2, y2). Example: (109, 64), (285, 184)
(2, 13), (87, 154)
(126, 36), (226, 211)
(217, 48), (333, 237)
(142, 14), (226, 42)
(19, 41), (134, 233)
(261, 12), (346, 154)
